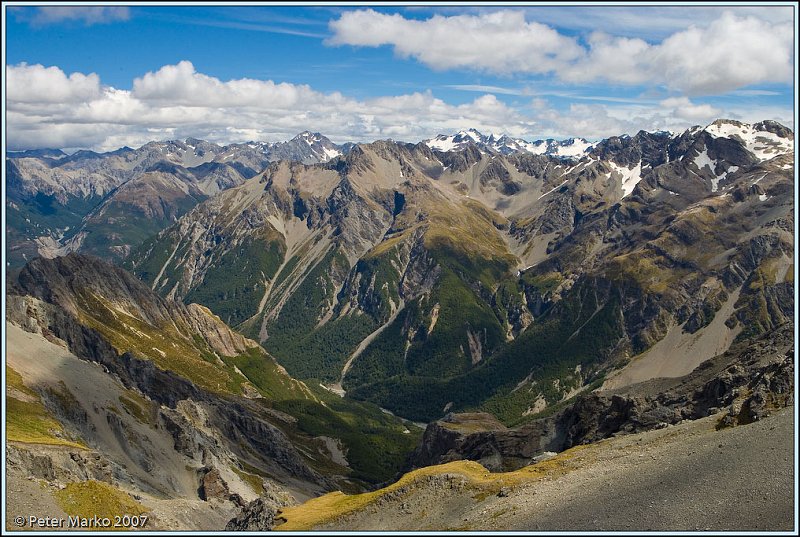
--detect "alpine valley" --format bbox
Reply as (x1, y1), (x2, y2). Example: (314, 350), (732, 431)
(5, 119), (795, 531)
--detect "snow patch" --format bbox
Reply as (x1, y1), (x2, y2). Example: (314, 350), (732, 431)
(554, 138), (593, 157)
(322, 146), (341, 160)
(538, 180), (568, 200)
(711, 165), (738, 192)
(693, 149), (716, 173)
(426, 136), (458, 152)
(608, 161), (643, 198)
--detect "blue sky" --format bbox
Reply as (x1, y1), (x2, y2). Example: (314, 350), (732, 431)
(4, 3), (796, 151)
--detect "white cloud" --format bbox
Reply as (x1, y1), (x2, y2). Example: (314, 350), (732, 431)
(645, 12), (794, 95)
(131, 61), (326, 108)
(6, 62), (539, 151)
(517, 98), (792, 141)
(6, 63), (102, 103)
(14, 6), (130, 26)
(659, 97), (722, 121)
(6, 61), (793, 152)
(329, 10), (793, 96)
(327, 9), (584, 75)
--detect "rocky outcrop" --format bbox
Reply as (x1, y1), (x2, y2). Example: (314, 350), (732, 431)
(198, 467), (231, 502)
(184, 303), (256, 356)
(409, 413), (561, 472)
(6, 445), (122, 485)
(225, 482), (297, 531)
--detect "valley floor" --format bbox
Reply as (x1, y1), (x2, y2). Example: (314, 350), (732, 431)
(282, 407), (795, 532)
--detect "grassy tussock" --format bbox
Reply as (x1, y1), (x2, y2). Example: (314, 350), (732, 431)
(55, 480), (148, 526)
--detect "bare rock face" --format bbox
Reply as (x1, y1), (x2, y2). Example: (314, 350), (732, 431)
(199, 467), (230, 501)
(184, 303), (256, 356)
(408, 412), (560, 472)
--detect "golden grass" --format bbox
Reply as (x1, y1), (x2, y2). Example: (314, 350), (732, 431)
(275, 444), (591, 531)
(75, 290), (238, 395)
(55, 480), (148, 528)
(363, 229), (411, 259)
(607, 252), (686, 294)
(231, 466), (265, 495)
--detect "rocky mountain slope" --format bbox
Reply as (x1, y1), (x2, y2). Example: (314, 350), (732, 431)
(268, 406), (794, 531)
(6, 253), (420, 529)
(6, 133), (346, 267)
(125, 119), (794, 425)
(227, 314), (795, 531)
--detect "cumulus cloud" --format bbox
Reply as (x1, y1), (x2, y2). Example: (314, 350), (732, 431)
(6, 61), (793, 152)
(13, 6), (130, 26)
(131, 61), (327, 108)
(7, 63), (102, 103)
(6, 62), (538, 151)
(329, 10), (793, 95)
(327, 9), (583, 75)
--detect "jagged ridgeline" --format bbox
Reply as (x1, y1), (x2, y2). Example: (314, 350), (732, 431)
(6, 133), (344, 268)
(125, 120), (794, 423)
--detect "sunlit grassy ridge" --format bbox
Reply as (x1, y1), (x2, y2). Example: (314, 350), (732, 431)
(73, 287), (310, 401)
(76, 290), (240, 395)
(275, 443), (592, 531)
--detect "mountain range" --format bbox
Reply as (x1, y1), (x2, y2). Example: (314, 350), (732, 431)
(7, 128), (606, 269)
(6, 132), (343, 267)
(5, 118), (795, 531)
(120, 119), (794, 424)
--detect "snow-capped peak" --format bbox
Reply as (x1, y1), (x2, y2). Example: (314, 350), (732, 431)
(294, 131), (322, 145)
(461, 129), (484, 142)
(424, 130), (594, 158)
(703, 119), (793, 161)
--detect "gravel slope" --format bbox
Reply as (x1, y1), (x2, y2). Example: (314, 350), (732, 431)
(300, 407), (795, 532)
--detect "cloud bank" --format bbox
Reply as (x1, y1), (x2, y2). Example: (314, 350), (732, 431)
(6, 61), (793, 152)
(329, 10), (793, 96)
